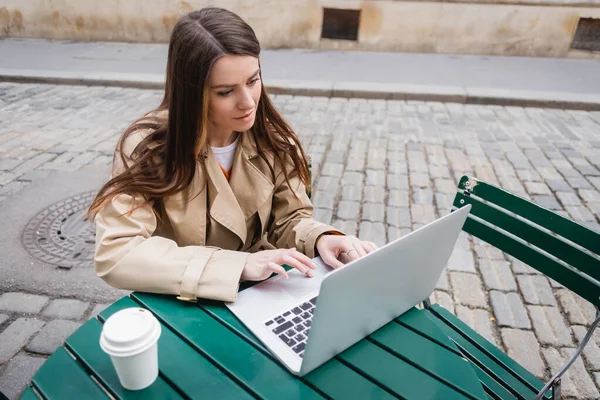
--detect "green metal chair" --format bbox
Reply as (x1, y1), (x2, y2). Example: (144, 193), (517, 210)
(424, 175), (600, 400)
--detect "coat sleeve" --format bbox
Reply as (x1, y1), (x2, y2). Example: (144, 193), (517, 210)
(93, 131), (247, 303)
(267, 156), (344, 257)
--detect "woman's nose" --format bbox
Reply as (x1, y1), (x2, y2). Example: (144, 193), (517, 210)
(237, 88), (254, 110)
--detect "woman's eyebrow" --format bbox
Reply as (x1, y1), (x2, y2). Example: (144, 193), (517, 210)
(210, 69), (261, 89)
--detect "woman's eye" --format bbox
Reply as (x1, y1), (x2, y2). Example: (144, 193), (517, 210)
(248, 78), (259, 86)
(218, 90), (233, 96)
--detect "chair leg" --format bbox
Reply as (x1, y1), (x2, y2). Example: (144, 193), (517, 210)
(422, 297), (432, 310)
(551, 378), (561, 400)
(535, 308), (600, 400)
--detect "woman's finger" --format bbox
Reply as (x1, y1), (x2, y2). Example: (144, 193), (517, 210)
(282, 255), (313, 278)
(288, 248), (317, 270)
(267, 262), (289, 279)
(345, 246), (361, 262)
(351, 239), (368, 258)
(321, 249), (345, 269)
(363, 241), (378, 253)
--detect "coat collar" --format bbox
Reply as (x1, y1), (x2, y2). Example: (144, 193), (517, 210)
(204, 132), (274, 246)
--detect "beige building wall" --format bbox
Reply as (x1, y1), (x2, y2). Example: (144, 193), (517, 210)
(1, 0), (599, 57)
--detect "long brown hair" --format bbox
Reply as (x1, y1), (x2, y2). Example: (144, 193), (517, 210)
(87, 8), (311, 218)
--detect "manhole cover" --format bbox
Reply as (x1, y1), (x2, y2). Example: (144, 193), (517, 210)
(22, 191), (97, 269)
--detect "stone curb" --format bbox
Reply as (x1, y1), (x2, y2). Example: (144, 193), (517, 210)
(2, 68), (600, 111)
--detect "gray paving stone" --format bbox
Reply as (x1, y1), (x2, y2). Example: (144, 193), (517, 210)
(516, 169), (541, 182)
(412, 188), (433, 205)
(362, 203), (385, 223)
(313, 190), (336, 210)
(388, 189), (409, 208)
(387, 226), (411, 242)
(501, 329), (545, 379)
(0, 293), (48, 314)
(524, 181), (551, 195)
(566, 175), (594, 190)
(387, 173), (409, 190)
(0, 355), (46, 399)
(336, 201), (360, 220)
(509, 256), (541, 275)
(556, 191), (582, 207)
(431, 290), (454, 315)
(366, 170), (385, 186)
(41, 299), (89, 320)
(332, 219), (358, 236)
(489, 291), (531, 329)
(341, 185), (362, 202)
(455, 306), (496, 346)
(528, 305), (572, 346)
(545, 179), (572, 193)
(363, 186), (385, 203)
(386, 206), (411, 228)
(26, 319), (82, 355)
(409, 172), (431, 188)
(0, 314), (8, 327)
(479, 259), (517, 291)
(433, 178), (456, 194)
(435, 269), (449, 291)
(573, 326), (600, 370)
(446, 248), (476, 273)
(532, 195), (562, 210)
(321, 163), (344, 177)
(313, 207), (333, 225)
(516, 275), (557, 306)
(450, 272), (487, 308)
(410, 204), (436, 224)
(557, 289), (596, 326)
(542, 347), (600, 399)
(358, 222), (386, 247)
(473, 242), (505, 260)
(0, 318), (45, 363)
(89, 303), (110, 320)
(566, 205), (597, 222)
(579, 189), (600, 203)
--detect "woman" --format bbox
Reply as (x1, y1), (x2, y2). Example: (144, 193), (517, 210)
(88, 8), (377, 303)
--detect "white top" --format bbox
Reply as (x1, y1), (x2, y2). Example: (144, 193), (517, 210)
(211, 135), (240, 172)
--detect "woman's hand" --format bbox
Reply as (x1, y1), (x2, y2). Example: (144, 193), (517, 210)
(315, 234), (378, 269)
(242, 248), (317, 281)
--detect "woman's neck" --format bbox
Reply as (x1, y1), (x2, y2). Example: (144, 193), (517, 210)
(208, 130), (239, 148)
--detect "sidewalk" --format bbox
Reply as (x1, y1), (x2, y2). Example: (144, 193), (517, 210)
(1, 38), (600, 110)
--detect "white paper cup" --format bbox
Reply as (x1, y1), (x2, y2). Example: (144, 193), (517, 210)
(99, 307), (161, 390)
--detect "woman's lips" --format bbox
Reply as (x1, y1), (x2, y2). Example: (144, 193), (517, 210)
(235, 110), (253, 120)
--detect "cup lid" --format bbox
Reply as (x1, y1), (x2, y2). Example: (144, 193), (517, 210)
(100, 308), (161, 357)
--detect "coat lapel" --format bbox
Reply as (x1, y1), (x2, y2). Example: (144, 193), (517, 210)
(206, 147), (247, 246)
(229, 133), (274, 221)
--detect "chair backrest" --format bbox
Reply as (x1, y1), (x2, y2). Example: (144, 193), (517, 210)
(453, 175), (600, 308)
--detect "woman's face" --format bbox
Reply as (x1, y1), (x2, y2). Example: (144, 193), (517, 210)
(207, 55), (262, 138)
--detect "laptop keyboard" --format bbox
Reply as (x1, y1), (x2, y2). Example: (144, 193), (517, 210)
(264, 296), (317, 359)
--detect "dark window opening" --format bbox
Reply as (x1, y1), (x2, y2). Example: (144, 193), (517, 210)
(321, 8), (360, 41)
(571, 18), (600, 51)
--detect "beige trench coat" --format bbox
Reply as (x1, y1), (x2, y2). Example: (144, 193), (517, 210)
(94, 128), (341, 303)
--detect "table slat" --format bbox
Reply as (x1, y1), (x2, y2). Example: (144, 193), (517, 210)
(425, 306), (545, 399)
(395, 308), (461, 354)
(132, 293), (325, 399)
(397, 309), (517, 399)
(99, 298), (255, 400)
(32, 347), (109, 399)
(200, 301), (398, 399)
(65, 318), (182, 400)
(370, 321), (486, 399)
(19, 386), (40, 400)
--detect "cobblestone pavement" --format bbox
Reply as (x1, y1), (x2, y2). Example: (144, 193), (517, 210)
(0, 82), (600, 399)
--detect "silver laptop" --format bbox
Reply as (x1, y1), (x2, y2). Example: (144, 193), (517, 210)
(226, 205), (471, 376)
